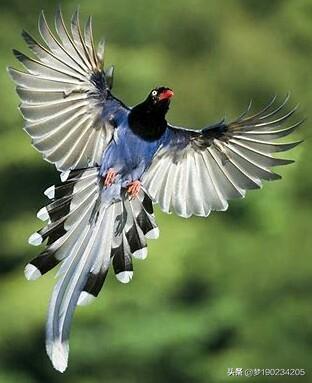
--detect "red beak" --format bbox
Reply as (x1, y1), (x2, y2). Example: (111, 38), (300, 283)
(158, 89), (174, 101)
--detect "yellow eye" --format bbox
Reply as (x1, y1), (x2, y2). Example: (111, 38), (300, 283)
(151, 90), (157, 97)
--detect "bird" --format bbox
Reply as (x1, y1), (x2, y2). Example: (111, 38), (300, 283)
(8, 7), (303, 373)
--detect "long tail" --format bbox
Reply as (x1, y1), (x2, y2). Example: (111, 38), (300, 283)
(25, 167), (158, 372)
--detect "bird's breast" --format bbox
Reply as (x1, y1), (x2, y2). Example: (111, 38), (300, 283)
(100, 124), (161, 181)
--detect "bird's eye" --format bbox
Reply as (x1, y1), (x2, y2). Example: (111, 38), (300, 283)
(151, 90), (157, 97)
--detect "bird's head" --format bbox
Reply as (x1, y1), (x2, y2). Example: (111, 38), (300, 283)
(144, 87), (174, 115)
(130, 86), (174, 131)
(148, 87), (174, 104)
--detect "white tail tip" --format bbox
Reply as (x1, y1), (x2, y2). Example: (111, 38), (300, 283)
(46, 340), (69, 373)
(28, 232), (43, 246)
(44, 185), (55, 199)
(133, 247), (148, 260)
(37, 207), (49, 221)
(77, 291), (95, 306)
(24, 263), (41, 280)
(60, 170), (70, 182)
(116, 271), (133, 284)
(145, 227), (159, 239)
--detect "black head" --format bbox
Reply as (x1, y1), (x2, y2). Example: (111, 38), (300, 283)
(144, 86), (174, 115)
(148, 87), (174, 104)
(129, 86), (174, 141)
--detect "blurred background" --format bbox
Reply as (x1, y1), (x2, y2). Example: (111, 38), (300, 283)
(0, 0), (311, 382)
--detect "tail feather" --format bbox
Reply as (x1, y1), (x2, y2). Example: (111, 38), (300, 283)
(26, 168), (159, 372)
(112, 240), (133, 284)
(110, 190), (159, 283)
(110, 198), (134, 283)
(47, 199), (114, 372)
(125, 223), (147, 259)
(77, 269), (108, 305)
(124, 195), (149, 259)
(26, 206), (95, 279)
(46, 224), (94, 372)
(78, 201), (117, 304)
(141, 191), (154, 215)
(26, 168), (100, 277)
(131, 193), (159, 239)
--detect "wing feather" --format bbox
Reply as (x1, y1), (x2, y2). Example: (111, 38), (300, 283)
(9, 8), (126, 171)
(142, 97), (302, 217)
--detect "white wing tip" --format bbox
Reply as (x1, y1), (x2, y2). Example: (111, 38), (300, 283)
(44, 185), (55, 199)
(116, 271), (133, 284)
(145, 227), (159, 239)
(46, 340), (69, 373)
(28, 232), (43, 246)
(133, 247), (148, 260)
(77, 291), (95, 306)
(24, 263), (41, 280)
(37, 206), (49, 221)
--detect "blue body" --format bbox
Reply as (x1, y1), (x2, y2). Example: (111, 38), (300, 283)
(99, 106), (165, 202)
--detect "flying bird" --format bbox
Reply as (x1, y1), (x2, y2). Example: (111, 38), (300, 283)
(8, 8), (303, 373)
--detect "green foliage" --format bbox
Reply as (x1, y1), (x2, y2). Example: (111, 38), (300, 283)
(0, 0), (311, 382)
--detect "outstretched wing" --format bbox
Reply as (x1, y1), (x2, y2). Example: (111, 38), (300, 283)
(8, 8), (124, 171)
(142, 96), (303, 218)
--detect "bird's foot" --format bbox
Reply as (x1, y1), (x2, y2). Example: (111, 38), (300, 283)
(127, 180), (141, 199)
(104, 168), (117, 187)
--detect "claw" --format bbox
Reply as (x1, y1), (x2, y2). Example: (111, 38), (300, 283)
(127, 180), (141, 199)
(104, 168), (117, 187)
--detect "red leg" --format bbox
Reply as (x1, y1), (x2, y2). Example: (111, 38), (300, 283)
(104, 168), (117, 187)
(127, 180), (141, 199)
